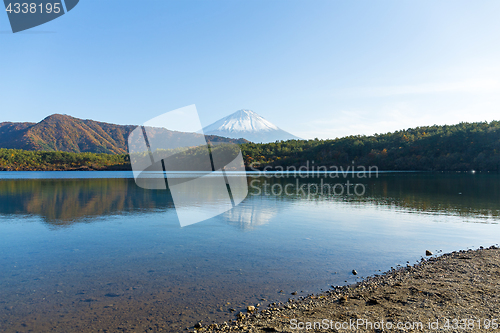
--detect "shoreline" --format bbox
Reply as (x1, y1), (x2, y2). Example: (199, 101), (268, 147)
(203, 246), (500, 333)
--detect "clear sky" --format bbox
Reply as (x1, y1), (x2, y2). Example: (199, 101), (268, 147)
(1, 0), (499, 139)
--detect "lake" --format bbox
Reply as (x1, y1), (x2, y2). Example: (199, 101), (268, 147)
(0, 171), (499, 332)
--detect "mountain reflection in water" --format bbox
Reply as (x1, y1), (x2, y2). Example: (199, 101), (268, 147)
(0, 173), (499, 227)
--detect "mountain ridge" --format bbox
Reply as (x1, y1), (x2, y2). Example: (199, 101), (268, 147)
(1, 120), (499, 172)
(0, 114), (248, 154)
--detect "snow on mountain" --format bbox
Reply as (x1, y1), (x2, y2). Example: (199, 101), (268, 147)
(203, 110), (278, 133)
(203, 110), (301, 143)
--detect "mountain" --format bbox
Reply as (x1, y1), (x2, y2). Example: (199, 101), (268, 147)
(0, 114), (247, 154)
(0, 114), (136, 154)
(203, 109), (301, 143)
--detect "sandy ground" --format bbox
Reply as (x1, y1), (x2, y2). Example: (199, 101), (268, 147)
(202, 246), (500, 333)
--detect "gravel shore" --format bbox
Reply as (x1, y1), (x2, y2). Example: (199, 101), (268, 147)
(199, 246), (500, 333)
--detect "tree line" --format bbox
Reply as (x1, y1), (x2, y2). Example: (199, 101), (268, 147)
(1, 121), (499, 171)
(0, 149), (129, 171)
(240, 121), (500, 171)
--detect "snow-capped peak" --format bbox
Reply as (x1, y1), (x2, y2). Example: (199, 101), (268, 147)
(203, 109), (300, 143)
(203, 109), (279, 133)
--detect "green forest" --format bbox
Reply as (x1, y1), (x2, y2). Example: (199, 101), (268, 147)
(1, 121), (499, 171)
(241, 121), (500, 171)
(0, 149), (129, 171)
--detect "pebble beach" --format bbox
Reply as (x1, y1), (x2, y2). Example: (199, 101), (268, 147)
(203, 246), (500, 333)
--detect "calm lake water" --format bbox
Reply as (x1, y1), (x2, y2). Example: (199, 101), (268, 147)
(0, 171), (499, 332)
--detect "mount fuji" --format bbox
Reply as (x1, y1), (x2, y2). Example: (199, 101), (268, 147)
(203, 110), (301, 143)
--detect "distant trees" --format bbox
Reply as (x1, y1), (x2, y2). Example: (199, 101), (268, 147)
(0, 149), (129, 171)
(239, 121), (500, 171)
(1, 121), (499, 172)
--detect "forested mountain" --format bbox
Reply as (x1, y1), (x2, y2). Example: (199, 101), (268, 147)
(240, 121), (500, 171)
(0, 114), (247, 154)
(0, 120), (499, 171)
(0, 114), (135, 154)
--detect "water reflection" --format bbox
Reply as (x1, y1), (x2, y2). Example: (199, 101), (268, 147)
(0, 178), (174, 225)
(0, 172), (499, 332)
(223, 202), (277, 229)
(246, 173), (500, 220)
(0, 173), (499, 227)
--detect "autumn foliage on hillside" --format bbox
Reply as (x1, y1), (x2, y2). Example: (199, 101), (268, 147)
(1, 120), (499, 172)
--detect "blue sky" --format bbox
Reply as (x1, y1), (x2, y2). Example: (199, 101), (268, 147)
(1, 0), (500, 139)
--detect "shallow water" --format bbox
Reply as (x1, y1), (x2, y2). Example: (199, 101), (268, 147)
(0, 172), (499, 332)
